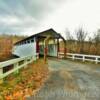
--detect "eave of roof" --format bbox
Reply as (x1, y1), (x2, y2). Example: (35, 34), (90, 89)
(14, 28), (65, 45)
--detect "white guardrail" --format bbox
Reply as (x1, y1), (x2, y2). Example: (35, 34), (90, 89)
(0, 54), (39, 81)
(58, 52), (100, 64)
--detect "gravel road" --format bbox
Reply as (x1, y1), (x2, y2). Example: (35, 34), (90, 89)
(28, 59), (100, 100)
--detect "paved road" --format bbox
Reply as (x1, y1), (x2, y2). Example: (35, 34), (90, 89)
(28, 59), (100, 100)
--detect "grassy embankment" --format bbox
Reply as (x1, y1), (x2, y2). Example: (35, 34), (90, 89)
(0, 59), (49, 100)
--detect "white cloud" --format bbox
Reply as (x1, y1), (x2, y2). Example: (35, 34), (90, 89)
(38, 0), (100, 37)
(0, 0), (68, 35)
(0, 0), (100, 37)
(0, 16), (21, 25)
(0, 15), (37, 26)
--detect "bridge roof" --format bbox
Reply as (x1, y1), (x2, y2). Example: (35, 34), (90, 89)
(14, 28), (65, 45)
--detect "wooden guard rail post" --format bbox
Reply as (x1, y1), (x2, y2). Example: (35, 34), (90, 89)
(0, 54), (38, 84)
(58, 52), (100, 64)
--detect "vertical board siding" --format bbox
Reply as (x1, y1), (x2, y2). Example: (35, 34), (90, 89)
(12, 43), (36, 57)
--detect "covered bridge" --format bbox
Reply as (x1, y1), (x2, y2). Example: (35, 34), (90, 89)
(12, 29), (66, 61)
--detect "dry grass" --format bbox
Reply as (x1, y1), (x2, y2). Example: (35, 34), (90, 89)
(0, 59), (49, 100)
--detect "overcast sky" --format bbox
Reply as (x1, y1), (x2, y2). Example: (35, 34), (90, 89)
(0, 0), (100, 37)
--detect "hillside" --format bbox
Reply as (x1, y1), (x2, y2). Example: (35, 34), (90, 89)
(0, 35), (27, 61)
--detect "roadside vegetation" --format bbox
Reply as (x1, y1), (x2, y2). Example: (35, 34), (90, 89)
(0, 34), (27, 61)
(0, 59), (49, 100)
(63, 27), (100, 55)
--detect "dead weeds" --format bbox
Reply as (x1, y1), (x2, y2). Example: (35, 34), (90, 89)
(0, 59), (49, 100)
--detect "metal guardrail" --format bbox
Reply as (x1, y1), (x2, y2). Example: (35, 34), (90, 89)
(0, 54), (38, 81)
(58, 52), (100, 64)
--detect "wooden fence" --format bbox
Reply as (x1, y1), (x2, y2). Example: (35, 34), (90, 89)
(58, 52), (100, 64)
(0, 54), (38, 82)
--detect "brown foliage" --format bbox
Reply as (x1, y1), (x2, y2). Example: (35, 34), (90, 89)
(0, 59), (49, 99)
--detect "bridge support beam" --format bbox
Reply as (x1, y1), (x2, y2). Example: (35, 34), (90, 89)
(44, 36), (51, 63)
(57, 39), (60, 58)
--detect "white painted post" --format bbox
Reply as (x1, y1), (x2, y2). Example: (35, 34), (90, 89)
(36, 53), (39, 59)
(53, 44), (56, 57)
(24, 59), (28, 68)
(14, 63), (19, 74)
(95, 58), (98, 64)
(30, 56), (34, 62)
(72, 55), (75, 60)
(30, 56), (33, 61)
(36, 54), (37, 59)
(83, 56), (85, 62)
(0, 68), (3, 84)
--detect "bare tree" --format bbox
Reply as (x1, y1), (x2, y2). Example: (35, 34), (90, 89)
(75, 27), (88, 53)
(93, 29), (100, 55)
(88, 36), (93, 54)
(93, 30), (100, 45)
(65, 28), (76, 53)
(65, 28), (73, 41)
